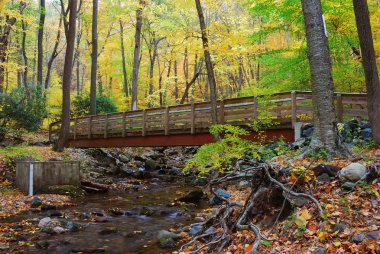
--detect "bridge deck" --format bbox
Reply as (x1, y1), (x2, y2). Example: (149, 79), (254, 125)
(49, 91), (368, 148)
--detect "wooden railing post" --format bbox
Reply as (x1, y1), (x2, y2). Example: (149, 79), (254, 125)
(104, 114), (109, 138)
(122, 112), (127, 138)
(74, 118), (78, 140)
(291, 91), (297, 128)
(165, 106), (170, 136)
(219, 100), (225, 124)
(253, 96), (259, 119)
(191, 102), (195, 134)
(336, 93), (343, 122)
(88, 116), (93, 139)
(142, 109), (147, 136)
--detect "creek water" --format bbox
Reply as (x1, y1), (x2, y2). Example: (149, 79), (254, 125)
(6, 180), (206, 254)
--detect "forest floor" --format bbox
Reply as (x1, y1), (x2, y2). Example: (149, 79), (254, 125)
(178, 149), (380, 254)
(0, 132), (379, 253)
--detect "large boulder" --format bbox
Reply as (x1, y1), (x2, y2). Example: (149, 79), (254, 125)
(339, 163), (367, 182)
(178, 190), (204, 203)
(145, 159), (160, 171)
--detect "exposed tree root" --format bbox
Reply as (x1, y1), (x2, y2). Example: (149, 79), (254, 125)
(180, 163), (324, 253)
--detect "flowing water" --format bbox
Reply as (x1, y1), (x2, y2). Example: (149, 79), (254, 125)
(6, 180), (206, 254)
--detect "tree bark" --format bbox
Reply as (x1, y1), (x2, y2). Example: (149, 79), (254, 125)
(195, 0), (218, 125)
(119, 19), (128, 97)
(131, 0), (145, 110)
(57, 0), (77, 151)
(90, 0), (98, 115)
(352, 0), (380, 144)
(0, 14), (17, 93)
(45, 17), (62, 89)
(301, 0), (338, 152)
(37, 0), (45, 94)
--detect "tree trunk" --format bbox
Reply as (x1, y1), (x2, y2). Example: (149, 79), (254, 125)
(353, 0), (380, 144)
(0, 15), (17, 93)
(131, 0), (145, 110)
(119, 19), (128, 97)
(57, 0), (77, 151)
(21, 19), (28, 91)
(37, 0), (45, 95)
(195, 0), (218, 125)
(301, 0), (338, 152)
(90, 0), (98, 115)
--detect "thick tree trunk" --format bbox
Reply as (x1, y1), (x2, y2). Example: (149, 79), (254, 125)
(90, 0), (98, 115)
(195, 0), (218, 125)
(75, 13), (82, 96)
(353, 0), (380, 144)
(131, 0), (145, 110)
(57, 0), (77, 151)
(119, 19), (128, 97)
(0, 16), (17, 93)
(301, 0), (338, 152)
(37, 0), (45, 94)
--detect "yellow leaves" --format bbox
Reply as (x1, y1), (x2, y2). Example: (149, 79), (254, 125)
(317, 231), (328, 241)
(373, 215), (380, 220)
(295, 209), (312, 227)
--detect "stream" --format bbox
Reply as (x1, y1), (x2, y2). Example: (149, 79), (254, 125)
(5, 180), (206, 254)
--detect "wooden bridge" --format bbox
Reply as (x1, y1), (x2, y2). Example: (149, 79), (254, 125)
(49, 91), (368, 148)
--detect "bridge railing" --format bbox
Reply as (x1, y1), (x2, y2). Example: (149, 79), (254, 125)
(49, 91), (368, 141)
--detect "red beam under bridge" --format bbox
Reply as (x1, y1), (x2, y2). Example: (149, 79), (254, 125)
(67, 129), (295, 148)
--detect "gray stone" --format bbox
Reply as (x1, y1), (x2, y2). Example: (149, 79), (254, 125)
(339, 163), (367, 182)
(53, 226), (66, 234)
(209, 189), (231, 205)
(361, 128), (373, 140)
(31, 197), (42, 208)
(317, 173), (331, 182)
(311, 248), (326, 254)
(333, 223), (347, 233)
(66, 221), (82, 232)
(352, 233), (365, 244)
(119, 154), (132, 163)
(366, 230), (380, 241)
(157, 230), (181, 240)
(341, 182), (356, 190)
(205, 226), (216, 235)
(145, 159), (159, 171)
(38, 217), (53, 228)
(189, 225), (203, 236)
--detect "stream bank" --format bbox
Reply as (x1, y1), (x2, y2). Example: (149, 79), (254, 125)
(0, 146), (209, 253)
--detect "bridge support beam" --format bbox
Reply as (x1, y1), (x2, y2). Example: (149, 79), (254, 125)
(67, 128), (295, 148)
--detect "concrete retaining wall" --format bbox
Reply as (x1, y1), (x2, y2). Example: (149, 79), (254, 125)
(16, 161), (80, 194)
